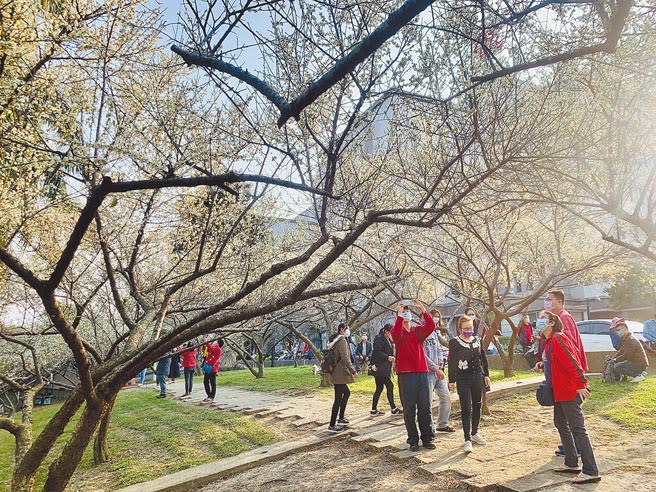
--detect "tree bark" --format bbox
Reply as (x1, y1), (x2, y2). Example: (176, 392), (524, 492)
(93, 394), (116, 464)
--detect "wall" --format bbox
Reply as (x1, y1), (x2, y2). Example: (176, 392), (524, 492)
(486, 352), (655, 374)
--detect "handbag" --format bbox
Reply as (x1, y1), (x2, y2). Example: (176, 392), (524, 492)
(367, 363), (377, 376)
(536, 381), (554, 406)
(202, 363), (213, 375)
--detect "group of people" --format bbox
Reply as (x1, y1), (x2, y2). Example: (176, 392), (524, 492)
(141, 338), (224, 402)
(327, 289), (633, 485)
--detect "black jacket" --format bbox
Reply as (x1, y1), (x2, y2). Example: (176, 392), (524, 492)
(371, 334), (394, 378)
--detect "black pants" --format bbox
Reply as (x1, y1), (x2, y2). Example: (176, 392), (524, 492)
(398, 372), (433, 445)
(330, 384), (350, 426)
(184, 368), (194, 394)
(554, 398), (598, 476)
(372, 375), (396, 410)
(204, 373), (216, 398)
(456, 374), (483, 441)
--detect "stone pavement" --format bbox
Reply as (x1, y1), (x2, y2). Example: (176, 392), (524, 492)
(121, 376), (656, 492)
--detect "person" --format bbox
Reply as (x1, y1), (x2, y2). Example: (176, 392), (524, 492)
(518, 315), (533, 353)
(544, 290), (588, 372)
(391, 300), (436, 451)
(137, 367), (148, 386)
(424, 309), (454, 433)
(448, 315), (490, 453)
(155, 353), (172, 399)
(534, 311), (600, 484)
(328, 323), (357, 433)
(643, 316), (656, 355)
(370, 324), (402, 416)
(356, 334), (373, 374)
(609, 317), (649, 382)
(465, 307), (489, 339)
(179, 342), (198, 397)
(168, 351), (181, 383)
(202, 338), (223, 403)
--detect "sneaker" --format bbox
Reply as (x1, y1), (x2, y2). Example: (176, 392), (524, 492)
(463, 441), (473, 453)
(207, 398), (214, 403)
(436, 425), (456, 433)
(156, 394), (166, 399)
(201, 397), (211, 402)
(327, 425), (345, 434)
(370, 409), (384, 416)
(391, 407), (403, 415)
(554, 465), (582, 473)
(471, 433), (486, 445)
(409, 444), (420, 452)
(571, 473), (601, 484)
(337, 418), (349, 424)
(422, 441), (436, 450)
(631, 374), (646, 383)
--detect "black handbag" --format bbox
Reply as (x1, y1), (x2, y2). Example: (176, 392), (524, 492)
(536, 381), (554, 406)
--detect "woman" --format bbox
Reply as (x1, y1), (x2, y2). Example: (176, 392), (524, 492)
(202, 338), (223, 403)
(370, 324), (402, 416)
(518, 314), (533, 353)
(448, 315), (490, 453)
(178, 342), (198, 398)
(465, 306), (489, 339)
(327, 323), (357, 433)
(535, 311), (600, 484)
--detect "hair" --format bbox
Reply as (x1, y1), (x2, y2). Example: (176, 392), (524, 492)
(465, 306), (478, 316)
(380, 323), (392, 335)
(430, 309), (445, 328)
(458, 315), (473, 335)
(337, 322), (346, 333)
(543, 311), (563, 333)
(548, 289), (565, 303)
(217, 338), (225, 348)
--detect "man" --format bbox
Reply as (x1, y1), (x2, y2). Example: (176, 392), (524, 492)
(544, 290), (588, 372)
(424, 309), (454, 433)
(155, 353), (172, 399)
(609, 317), (649, 382)
(356, 334), (373, 374)
(391, 300), (436, 452)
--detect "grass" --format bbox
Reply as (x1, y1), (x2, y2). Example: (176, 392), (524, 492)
(0, 389), (279, 492)
(583, 377), (656, 430)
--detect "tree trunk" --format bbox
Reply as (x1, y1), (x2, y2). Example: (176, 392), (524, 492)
(256, 360), (264, 378)
(93, 394), (116, 464)
(44, 397), (108, 492)
(320, 372), (332, 388)
(482, 392), (490, 416)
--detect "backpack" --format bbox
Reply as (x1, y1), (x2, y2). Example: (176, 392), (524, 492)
(321, 347), (338, 374)
(601, 356), (620, 383)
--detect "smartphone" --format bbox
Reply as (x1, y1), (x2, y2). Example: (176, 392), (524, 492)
(402, 300), (413, 306)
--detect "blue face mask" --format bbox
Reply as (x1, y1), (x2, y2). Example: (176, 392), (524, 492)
(535, 318), (548, 332)
(402, 311), (412, 321)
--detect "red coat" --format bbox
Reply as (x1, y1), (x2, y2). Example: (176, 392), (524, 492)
(556, 309), (588, 372)
(179, 347), (197, 369)
(518, 322), (533, 345)
(391, 312), (436, 373)
(204, 343), (222, 374)
(547, 333), (587, 402)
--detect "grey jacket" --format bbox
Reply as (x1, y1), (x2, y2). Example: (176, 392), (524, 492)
(423, 331), (443, 372)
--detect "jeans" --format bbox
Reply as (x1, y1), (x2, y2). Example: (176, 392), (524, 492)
(204, 373), (216, 398)
(553, 398), (598, 476)
(456, 374), (483, 441)
(398, 372), (433, 445)
(427, 372), (452, 430)
(138, 368), (147, 385)
(372, 375), (396, 410)
(613, 360), (645, 378)
(156, 373), (167, 395)
(330, 384), (350, 426)
(184, 368), (195, 394)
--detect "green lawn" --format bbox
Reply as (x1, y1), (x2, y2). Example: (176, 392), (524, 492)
(584, 377), (656, 430)
(0, 390), (279, 492)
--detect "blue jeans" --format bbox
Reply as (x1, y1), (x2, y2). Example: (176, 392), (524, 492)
(156, 374), (167, 395)
(138, 368), (147, 385)
(427, 372), (452, 430)
(398, 372), (433, 445)
(554, 398), (598, 476)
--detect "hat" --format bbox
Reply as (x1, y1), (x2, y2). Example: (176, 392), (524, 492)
(609, 317), (626, 331)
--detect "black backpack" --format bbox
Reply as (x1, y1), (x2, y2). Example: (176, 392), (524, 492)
(321, 347), (338, 374)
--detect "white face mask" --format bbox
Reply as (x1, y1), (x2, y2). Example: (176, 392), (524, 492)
(402, 311), (412, 321)
(344, 328), (351, 338)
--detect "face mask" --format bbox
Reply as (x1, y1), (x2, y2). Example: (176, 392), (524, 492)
(535, 318), (548, 332)
(462, 330), (474, 337)
(543, 300), (553, 311)
(468, 314), (476, 320)
(615, 331), (624, 339)
(344, 328), (350, 338)
(402, 311), (412, 321)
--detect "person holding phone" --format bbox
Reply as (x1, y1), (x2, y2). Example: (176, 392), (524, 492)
(536, 311), (600, 484)
(448, 315), (490, 453)
(390, 299), (436, 451)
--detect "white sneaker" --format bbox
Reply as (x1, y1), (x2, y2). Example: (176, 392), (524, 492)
(631, 374), (646, 383)
(471, 433), (486, 445)
(463, 441), (473, 453)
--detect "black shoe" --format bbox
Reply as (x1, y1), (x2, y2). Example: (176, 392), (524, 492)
(370, 410), (384, 416)
(391, 407), (403, 415)
(423, 441), (436, 450)
(337, 418), (349, 424)
(436, 425), (456, 433)
(327, 425), (345, 434)
(156, 394), (166, 398)
(409, 444), (420, 452)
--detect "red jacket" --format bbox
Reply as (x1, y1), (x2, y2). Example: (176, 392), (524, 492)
(179, 347), (197, 369)
(391, 312), (436, 373)
(518, 322), (533, 345)
(556, 309), (588, 372)
(204, 343), (222, 374)
(547, 333), (587, 402)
